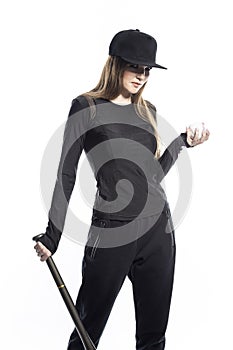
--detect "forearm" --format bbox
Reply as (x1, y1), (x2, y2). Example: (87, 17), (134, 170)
(156, 132), (192, 183)
(38, 156), (78, 254)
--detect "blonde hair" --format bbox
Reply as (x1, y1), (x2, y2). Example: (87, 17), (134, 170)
(81, 56), (161, 158)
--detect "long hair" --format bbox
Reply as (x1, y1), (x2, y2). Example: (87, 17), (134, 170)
(82, 56), (161, 158)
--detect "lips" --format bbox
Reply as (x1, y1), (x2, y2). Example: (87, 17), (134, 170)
(132, 82), (142, 88)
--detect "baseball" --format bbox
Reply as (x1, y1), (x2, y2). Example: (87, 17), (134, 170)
(188, 122), (206, 139)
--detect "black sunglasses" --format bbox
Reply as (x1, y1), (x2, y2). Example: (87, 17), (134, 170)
(125, 63), (152, 76)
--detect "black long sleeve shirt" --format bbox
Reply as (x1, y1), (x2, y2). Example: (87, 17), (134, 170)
(39, 96), (191, 253)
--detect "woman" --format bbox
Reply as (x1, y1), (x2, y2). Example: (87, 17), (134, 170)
(34, 29), (210, 349)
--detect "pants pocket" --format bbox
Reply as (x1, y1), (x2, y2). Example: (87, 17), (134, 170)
(85, 218), (108, 259)
(164, 205), (176, 247)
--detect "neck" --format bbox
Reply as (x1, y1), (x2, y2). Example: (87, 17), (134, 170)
(110, 94), (132, 105)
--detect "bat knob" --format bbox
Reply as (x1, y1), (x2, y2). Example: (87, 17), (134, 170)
(32, 234), (45, 242)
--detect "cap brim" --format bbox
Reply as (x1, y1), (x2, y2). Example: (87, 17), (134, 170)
(153, 63), (167, 70)
(121, 56), (167, 70)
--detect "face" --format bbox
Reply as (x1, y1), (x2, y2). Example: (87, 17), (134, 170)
(122, 63), (152, 96)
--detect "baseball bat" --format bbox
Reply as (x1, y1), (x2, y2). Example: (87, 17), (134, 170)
(33, 234), (96, 350)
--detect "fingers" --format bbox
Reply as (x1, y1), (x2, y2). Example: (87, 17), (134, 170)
(185, 127), (194, 146)
(34, 242), (52, 262)
(199, 127), (210, 143)
(203, 128), (210, 140)
(186, 126), (194, 137)
(185, 125), (210, 147)
(186, 126), (199, 146)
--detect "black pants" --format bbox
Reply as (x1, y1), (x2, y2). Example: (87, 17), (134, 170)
(67, 203), (176, 350)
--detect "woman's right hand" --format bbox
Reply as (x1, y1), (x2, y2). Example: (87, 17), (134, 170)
(34, 241), (52, 262)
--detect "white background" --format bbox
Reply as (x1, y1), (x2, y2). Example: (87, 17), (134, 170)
(1, 1), (232, 349)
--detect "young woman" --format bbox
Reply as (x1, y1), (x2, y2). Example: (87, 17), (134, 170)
(34, 29), (210, 349)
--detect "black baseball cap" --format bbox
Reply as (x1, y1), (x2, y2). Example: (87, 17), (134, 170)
(109, 29), (167, 69)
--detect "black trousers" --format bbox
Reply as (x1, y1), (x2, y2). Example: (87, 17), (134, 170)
(67, 203), (176, 350)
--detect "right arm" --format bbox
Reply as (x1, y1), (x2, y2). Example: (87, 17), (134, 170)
(36, 96), (90, 256)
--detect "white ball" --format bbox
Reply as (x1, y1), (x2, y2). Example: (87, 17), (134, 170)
(189, 122), (205, 139)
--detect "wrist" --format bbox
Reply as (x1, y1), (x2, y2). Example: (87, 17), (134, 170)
(180, 132), (193, 148)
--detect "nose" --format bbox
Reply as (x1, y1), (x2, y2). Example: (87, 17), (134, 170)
(136, 71), (147, 80)
(136, 67), (150, 79)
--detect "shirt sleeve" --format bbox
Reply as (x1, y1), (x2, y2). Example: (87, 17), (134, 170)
(155, 132), (192, 183)
(38, 96), (90, 254)
(147, 101), (193, 183)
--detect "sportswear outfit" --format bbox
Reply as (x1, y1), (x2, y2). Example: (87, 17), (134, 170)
(38, 96), (191, 349)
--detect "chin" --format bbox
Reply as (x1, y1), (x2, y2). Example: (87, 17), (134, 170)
(125, 86), (139, 95)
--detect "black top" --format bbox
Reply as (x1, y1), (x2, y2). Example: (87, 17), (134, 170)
(39, 96), (191, 253)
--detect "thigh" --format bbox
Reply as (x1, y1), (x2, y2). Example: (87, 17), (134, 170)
(83, 216), (138, 273)
(68, 217), (137, 349)
(128, 208), (176, 343)
(76, 217), (138, 327)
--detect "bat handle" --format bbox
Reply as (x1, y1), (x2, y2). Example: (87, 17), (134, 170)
(32, 234), (96, 350)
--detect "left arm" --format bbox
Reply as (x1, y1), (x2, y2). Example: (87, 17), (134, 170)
(156, 126), (210, 183)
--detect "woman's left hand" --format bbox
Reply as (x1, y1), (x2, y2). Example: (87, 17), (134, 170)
(185, 125), (210, 147)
